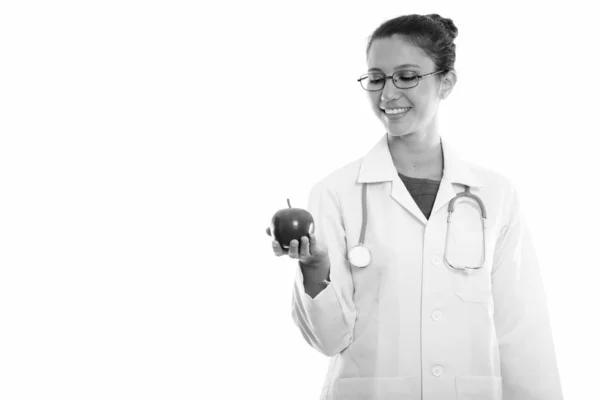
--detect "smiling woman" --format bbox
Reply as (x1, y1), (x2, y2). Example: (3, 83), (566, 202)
(269, 12), (565, 400)
(360, 15), (459, 180)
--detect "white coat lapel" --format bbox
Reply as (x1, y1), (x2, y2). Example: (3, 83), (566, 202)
(431, 137), (483, 217)
(357, 134), (483, 223)
(356, 133), (428, 224)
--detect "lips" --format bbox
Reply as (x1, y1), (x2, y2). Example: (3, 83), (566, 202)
(381, 107), (411, 120)
(381, 107), (411, 114)
(381, 105), (411, 110)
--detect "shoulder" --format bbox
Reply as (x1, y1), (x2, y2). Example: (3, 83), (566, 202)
(463, 159), (520, 225)
(310, 157), (363, 195)
(464, 158), (517, 197)
(303, 157), (363, 214)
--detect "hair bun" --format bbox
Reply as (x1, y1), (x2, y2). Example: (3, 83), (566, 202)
(427, 14), (458, 40)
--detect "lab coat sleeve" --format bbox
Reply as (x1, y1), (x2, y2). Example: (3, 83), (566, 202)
(491, 184), (563, 400)
(291, 179), (356, 357)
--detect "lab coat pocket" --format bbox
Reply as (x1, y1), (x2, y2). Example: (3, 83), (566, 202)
(453, 266), (493, 303)
(455, 289), (492, 303)
(455, 375), (502, 400)
(335, 376), (420, 400)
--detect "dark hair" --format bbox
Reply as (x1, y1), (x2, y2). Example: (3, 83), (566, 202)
(366, 14), (458, 73)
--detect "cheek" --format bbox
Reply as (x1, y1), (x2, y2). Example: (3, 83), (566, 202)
(368, 95), (381, 112)
(419, 86), (440, 108)
(411, 94), (436, 116)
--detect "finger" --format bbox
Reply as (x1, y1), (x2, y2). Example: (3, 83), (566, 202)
(288, 239), (299, 259)
(265, 227), (271, 237)
(299, 236), (310, 258)
(272, 240), (284, 257)
(308, 233), (317, 255)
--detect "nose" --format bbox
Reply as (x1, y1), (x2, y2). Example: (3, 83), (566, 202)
(380, 77), (402, 102)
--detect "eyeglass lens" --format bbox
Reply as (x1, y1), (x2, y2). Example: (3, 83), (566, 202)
(360, 70), (419, 91)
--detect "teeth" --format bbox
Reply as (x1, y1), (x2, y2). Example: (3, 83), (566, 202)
(384, 107), (411, 114)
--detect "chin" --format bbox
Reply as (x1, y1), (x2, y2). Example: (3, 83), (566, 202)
(385, 125), (413, 137)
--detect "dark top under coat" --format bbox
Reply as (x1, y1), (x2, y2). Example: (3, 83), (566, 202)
(398, 172), (441, 220)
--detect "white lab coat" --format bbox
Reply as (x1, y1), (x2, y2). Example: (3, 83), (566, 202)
(291, 133), (563, 400)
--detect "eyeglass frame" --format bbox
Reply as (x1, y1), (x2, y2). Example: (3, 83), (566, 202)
(357, 69), (448, 91)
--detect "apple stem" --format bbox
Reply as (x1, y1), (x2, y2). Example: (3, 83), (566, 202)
(287, 198), (291, 208)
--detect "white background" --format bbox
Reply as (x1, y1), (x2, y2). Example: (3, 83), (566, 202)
(0, 0), (598, 399)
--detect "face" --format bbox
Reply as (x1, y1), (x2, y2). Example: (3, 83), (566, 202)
(366, 35), (451, 139)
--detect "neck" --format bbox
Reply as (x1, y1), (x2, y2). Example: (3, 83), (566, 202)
(386, 127), (443, 180)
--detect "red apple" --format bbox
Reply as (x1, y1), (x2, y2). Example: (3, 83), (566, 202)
(269, 199), (315, 253)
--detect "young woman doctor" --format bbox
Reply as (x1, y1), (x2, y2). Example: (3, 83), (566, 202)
(268, 14), (563, 400)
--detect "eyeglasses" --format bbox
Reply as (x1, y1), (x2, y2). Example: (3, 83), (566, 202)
(357, 69), (447, 91)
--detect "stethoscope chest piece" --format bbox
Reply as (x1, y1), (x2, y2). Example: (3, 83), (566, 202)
(349, 244), (371, 268)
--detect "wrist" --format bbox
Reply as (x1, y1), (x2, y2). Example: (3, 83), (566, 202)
(299, 260), (330, 283)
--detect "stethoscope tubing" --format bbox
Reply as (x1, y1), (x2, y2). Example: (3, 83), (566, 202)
(351, 182), (487, 270)
(358, 182), (368, 246)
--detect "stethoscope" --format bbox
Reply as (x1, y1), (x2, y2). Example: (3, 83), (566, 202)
(348, 182), (488, 270)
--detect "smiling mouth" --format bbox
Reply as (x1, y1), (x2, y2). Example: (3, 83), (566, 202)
(381, 107), (412, 115)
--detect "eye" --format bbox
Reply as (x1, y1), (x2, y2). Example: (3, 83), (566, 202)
(395, 71), (418, 82)
(367, 74), (385, 84)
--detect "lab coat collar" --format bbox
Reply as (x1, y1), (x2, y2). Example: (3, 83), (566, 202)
(357, 133), (482, 224)
(357, 133), (481, 189)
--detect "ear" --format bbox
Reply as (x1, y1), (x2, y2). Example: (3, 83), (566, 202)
(439, 69), (457, 99)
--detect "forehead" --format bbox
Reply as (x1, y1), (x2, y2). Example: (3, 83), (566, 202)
(367, 35), (434, 72)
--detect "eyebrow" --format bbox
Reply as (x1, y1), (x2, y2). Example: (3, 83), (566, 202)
(368, 64), (422, 72)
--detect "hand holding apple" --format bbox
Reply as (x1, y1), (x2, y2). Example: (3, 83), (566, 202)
(269, 198), (314, 250)
(266, 199), (330, 268)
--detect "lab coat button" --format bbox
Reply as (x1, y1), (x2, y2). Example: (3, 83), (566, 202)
(431, 310), (442, 321)
(432, 255), (442, 266)
(432, 365), (444, 377)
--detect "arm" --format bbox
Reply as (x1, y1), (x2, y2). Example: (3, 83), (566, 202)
(492, 184), (563, 399)
(291, 179), (356, 357)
